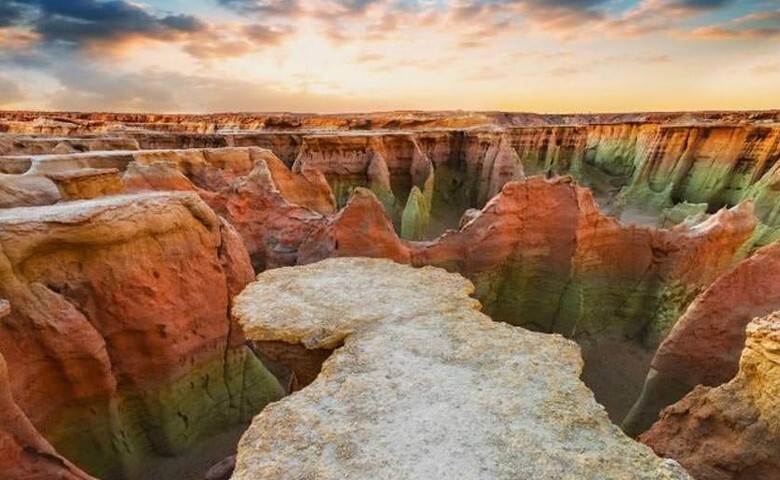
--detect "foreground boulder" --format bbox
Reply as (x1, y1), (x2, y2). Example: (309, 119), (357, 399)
(0, 192), (284, 479)
(640, 312), (780, 480)
(232, 258), (690, 479)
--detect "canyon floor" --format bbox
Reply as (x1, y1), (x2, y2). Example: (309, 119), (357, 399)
(1, 109), (780, 480)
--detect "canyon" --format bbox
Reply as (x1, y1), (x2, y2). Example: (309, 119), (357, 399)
(0, 109), (779, 479)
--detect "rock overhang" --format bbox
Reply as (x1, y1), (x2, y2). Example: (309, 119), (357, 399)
(231, 257), (691, 480)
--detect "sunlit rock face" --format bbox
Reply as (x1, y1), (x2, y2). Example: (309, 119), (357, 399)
(0, 302), (96, 480)
(0, 192), (283, 479)
(0, 109), (779, 478)
(640, 312), (780, 480)
(624, 240), (780, 436)
(232, 258), (690, 480)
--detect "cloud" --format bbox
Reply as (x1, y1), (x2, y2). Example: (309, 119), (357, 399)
(181, 24), (292, 59)
(0, 28), (38, 50)
(690, 25), (780, 39)
(604, 0), (737, 38)
(30, 0), (207, 49)
(670, 0), (732, 9)
(216, 0), (302, 16)
(688, 7), (780, 40)
(516, 0), (609, 31)
(0, 1), (30, 28)
(752, 62), (780, 74)
(734, 9), (780, 25)
(355, 53), (384, 63)
(0, 1), (295, 61)
(243, 23), (290, 43)
(547, 52), (673, 76)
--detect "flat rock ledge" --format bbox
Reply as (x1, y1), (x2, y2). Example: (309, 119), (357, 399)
(232, 258), (690, 480)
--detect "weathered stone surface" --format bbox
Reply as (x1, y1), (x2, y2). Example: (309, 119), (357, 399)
(232, 258), (689, 480)
(0, 151), (134, 207)
(0, 110), (778, 477)
(400, 186), (430, 240)
(640, 312), (780, 480)
(0, 173), (60, 208)
(0, 351), (97, 480)
(624, 239), (780, 435)
(0, 134), (139, 157)
(263, 153), (335, 215)
(413, 177), (756, 341)
(233, 258), (479, 349)
(289, 177), (756, 420)
(297, 188), (412, 265)
(0, 302), (96, 480)
(204, 455), (236, 480)
(123, 147), (335, 270)
(47, 167), (124, 200)
(249, 340), (332, 391)
(0, 192), (284, 479)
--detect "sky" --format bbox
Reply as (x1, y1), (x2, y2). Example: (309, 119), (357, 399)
(0, 0), (778, 113)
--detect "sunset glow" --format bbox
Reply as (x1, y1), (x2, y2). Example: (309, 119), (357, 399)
(1, 0), (778, 112)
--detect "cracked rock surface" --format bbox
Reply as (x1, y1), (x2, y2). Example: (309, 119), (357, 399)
(232, 258), (690, 480)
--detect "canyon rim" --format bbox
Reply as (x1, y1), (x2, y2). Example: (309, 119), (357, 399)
(1, 0), (780, 479)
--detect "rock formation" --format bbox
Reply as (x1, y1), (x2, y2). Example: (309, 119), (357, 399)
(0, 302), (96, 480)
(0, 192), (284, 479)
(47, 168), (123, 200)
(624, 239), (780, 435)
(122, 147), (336, 270)
(232, 258), (690, 480)
(640, 312), (780, 480)
(289, 176), (755, 414)
(0, 109), (779, 478)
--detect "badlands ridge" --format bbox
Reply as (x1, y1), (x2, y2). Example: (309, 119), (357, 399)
(0, 110), (779, 479)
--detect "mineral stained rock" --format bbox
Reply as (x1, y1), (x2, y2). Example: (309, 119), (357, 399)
(624, 239), (780, 436)
(0, 192), (284, 479)
(640, 312), (780, 480)
(123, 147), (334, 270)
(293, 177), (757, 419)
(0, 304), (95, 480)
(0, 110), (778, 478)
(231, 258), (690, 480)
(12, 137), (758, 423)
(298, 187), (412, 265)
(47, 167), (124, 200)
(416, 177), (756, 338)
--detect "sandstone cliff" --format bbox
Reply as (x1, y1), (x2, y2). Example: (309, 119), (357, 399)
(640, 312), (780, 480)
(0, 302), (96, 480)
(624, 239), (780, 435)
(0, 192), (284, 479)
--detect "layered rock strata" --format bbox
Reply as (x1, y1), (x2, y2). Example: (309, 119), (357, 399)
(0, 192), (284, 479)
(299, 177), (755, 344)
(640, 312), (780, 480)
(3, 118), (779, 245)
(123, 147), (335, 270)
(36, 147), (756, 422)
(231, 258), (690, 480)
